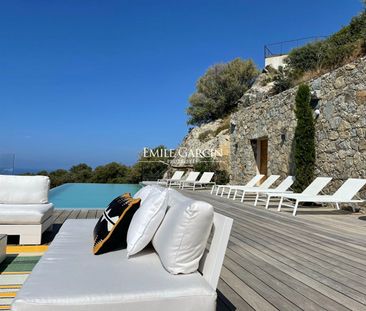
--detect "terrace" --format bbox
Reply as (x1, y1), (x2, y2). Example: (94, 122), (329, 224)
(41, 189), (366, 311)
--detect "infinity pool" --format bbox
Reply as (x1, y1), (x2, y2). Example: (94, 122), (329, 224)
(49, 183), (142, 209)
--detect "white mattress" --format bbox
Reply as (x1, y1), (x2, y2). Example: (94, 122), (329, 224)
(12, 219), (216, 311)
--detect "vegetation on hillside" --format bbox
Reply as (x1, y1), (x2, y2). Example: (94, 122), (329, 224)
(293, 85), (315, 192)
(30, 145), (171, 188)
(187, 58), (259, 126)
(273, 8), (366, 93)
(288, 11), (366, 71)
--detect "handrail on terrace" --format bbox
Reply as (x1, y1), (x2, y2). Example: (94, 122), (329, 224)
(264, 36), (328, 58)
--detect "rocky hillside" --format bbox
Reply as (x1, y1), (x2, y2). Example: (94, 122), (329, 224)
(169, 118), (231, 172)
(170, 69), (275, 174)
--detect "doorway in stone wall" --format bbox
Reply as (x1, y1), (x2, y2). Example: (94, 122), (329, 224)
(251, 138), (268, 177)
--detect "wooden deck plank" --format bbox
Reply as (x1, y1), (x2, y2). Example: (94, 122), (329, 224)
(54, 210), (73, 224)
(217, 279), (254, 311)
(218, 206), (366, 274)
(223, 256), (302, 311)
(225, 248), (328, 311)
(68, 209), (81, 219)
(86, 210), (97, 219)
(229, 228), (366, 306)
(227, 245), (345, 311)
(47, 189), (366, 311)
(77, 209), (88, 219)
(231, 217), (366, 285)
(95, 210), (104, 218)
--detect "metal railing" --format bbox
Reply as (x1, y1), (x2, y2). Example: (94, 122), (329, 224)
(264, 36), (328, 58)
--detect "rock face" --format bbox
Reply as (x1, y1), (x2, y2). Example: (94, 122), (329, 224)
(170, 118), (230, 171)
(237, 68), (276, 107)
(231, 56), (366, 198)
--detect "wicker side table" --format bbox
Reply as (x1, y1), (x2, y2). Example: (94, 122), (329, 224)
(0, 235), (7, 264)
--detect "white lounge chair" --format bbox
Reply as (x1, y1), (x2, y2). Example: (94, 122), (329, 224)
(251, 176), (295, 209)
(265, 177), (332, 214)
(181, 172), (215, 190)
(172, 171), (200, 188)
(230, 175), (281, 201)
(212, 175), (264, 197)
(278, 178), (366, 216)
(157, 171), (185, 186)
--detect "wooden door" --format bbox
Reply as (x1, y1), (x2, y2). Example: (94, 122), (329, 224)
(259, 139), (268, 177)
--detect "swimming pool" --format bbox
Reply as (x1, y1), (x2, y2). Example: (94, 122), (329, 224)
(49, 183), (142, 209)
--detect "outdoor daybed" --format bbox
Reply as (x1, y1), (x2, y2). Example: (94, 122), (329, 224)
(0, 175), (54, 245)
(12, 187), (233, 311)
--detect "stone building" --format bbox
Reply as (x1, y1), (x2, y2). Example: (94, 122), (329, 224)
(230, 57), (366, 195)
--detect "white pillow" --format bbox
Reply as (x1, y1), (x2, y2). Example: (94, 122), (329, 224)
(0, 175), (50, 204)
(127, 189), (168, 257)
(152, 198), (214, 274)
(133, 185), (161, 202)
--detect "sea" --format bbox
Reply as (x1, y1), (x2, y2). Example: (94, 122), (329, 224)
(0, 168), (45, 175)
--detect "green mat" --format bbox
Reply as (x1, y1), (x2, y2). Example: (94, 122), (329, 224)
(0, 256), (41, 273)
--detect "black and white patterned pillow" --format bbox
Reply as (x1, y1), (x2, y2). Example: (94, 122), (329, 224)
(93, 193), (141, 255)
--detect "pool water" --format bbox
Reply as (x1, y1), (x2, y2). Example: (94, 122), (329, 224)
(49, 183), (142, 209)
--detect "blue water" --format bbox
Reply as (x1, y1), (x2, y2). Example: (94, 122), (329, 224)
(49, 183), (142, 209)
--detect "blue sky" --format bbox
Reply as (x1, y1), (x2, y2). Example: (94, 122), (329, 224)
(0, 0), (363, 171)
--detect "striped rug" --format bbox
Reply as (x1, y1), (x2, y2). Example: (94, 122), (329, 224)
(0, 246), (47, 310)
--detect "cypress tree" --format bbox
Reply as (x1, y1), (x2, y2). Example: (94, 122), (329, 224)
(293, 84), (316, 192)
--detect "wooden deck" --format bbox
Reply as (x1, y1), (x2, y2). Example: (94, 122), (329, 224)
(48, 191), (366, 311)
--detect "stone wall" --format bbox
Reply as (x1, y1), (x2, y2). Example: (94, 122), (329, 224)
(231, 57), (366, 196)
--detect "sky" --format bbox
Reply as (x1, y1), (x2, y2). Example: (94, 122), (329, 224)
(0, 0), (363, 171)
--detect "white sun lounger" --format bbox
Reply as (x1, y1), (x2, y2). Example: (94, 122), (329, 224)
(181, 172), (215, 190)
(265, 177), (332, 214)
(250, 176), (295, 209)
(230, 175), (281, 201)
(157, 171), (185, 186)
(278, 178), (366, 216)
(212, 175), (264, 197)
(172, 171), (200, 188)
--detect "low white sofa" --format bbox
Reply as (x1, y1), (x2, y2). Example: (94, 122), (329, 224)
(12, 187), (233, 311)
(0, 175), (54, 245)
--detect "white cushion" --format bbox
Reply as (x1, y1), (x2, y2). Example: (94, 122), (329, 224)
(0, 203), (54, 225)
(0, 175), (50, 204)
(152, 195), (214, 274)
(133, 185), (161, 202)
(11, 219), (216, 311)
(127, 189), (168, 257)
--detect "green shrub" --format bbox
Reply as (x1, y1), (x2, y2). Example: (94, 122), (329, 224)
(293, 85), (316, 192)
(25, 146), (170, 187)
(193, 156), (230, 185)
(128, 145), (172, 182)
(273, 66), (295, 94)
(187, 58), (259, 126)
(286, 11), (366, 74)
